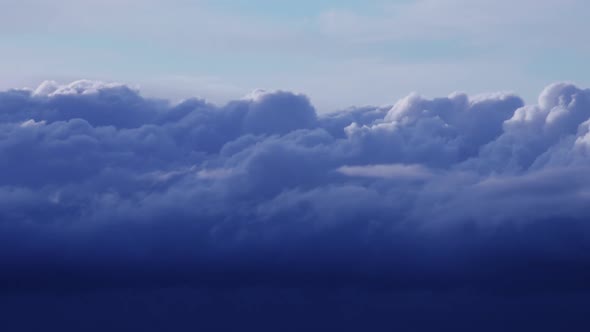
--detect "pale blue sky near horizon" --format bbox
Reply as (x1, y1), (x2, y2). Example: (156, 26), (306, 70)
(0, 0), (588, 112)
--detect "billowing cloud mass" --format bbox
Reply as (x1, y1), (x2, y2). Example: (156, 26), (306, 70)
(2, 79), (590, 297)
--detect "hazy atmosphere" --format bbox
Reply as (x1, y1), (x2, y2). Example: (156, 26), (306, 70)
(2, 0), (590, 110)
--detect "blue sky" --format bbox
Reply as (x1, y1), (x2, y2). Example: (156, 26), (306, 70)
(1, 0), (589, 111)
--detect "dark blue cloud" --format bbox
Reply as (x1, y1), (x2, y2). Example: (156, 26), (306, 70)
(2, 80), (590, 330)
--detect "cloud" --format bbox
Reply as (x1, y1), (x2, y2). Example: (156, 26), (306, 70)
(337, 164), (433, 180)
(2, 79), (590, 297)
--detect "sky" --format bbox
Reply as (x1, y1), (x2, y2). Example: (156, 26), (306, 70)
(3, 1), (590, 331)
(1, 0), (589, 111)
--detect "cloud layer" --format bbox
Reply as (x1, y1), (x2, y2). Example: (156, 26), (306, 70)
(2, 80), (590, 294)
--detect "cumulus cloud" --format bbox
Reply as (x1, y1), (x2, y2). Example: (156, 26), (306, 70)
(2, 79), (590, 295)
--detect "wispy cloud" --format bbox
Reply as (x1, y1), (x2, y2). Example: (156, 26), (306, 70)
(337, 163), (433, 180)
